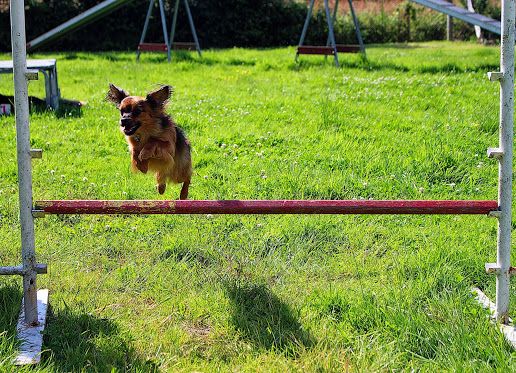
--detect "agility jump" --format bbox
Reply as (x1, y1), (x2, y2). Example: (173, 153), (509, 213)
(3, 0), (515, 365)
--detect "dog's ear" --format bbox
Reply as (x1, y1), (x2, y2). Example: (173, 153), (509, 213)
(146, 85), (172, 108)
(106, 84), (129, 107)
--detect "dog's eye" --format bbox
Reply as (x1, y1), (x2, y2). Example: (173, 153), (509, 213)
(133, 107), (142, 116)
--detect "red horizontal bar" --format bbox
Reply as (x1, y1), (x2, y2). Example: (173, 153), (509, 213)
(34, 200), (498, 215)
(138, 43), (168, 52)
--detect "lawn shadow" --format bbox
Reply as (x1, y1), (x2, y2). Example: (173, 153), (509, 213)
(224, 280), (314, 356)
(0, 94), (82, 118)
(41, 303), (158, 372)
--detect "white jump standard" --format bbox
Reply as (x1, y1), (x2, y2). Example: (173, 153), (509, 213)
(0, 0), (49, 365)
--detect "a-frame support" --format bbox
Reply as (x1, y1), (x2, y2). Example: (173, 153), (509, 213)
(136, 0), (201, 62)
(296, 0), (365, 67)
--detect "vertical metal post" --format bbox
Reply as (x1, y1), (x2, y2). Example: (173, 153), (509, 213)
(348, 0), (365, 54)
(183, 0), (202, 57)
(326, 0), (339, 47)
(324, 0), (339, 66)
(137, 0), (155, 61)
(169, 0), (180, 52)
(297, 0), (315, 51)
(157, 0), (171, 62)
(10, 0), (38, 326)
(495, 0), (514, 323)
(446, 15), (453, 41)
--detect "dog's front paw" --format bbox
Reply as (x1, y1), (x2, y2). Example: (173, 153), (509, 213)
(136, 159), (149, 173)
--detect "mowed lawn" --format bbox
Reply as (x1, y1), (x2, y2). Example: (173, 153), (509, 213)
(0, 42), (515, 371)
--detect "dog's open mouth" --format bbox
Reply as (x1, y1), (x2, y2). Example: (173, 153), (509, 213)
(123, 123), (140, 136)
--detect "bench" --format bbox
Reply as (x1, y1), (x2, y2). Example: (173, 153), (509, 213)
(0, 59), (60, 110)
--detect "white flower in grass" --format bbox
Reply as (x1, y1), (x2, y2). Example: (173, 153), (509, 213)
(82, 177), (88, 182)
(233, 156), (238, 161)
(50, 170), (55, 175)
(60, 174), (65, 179)
(204, 175), (209, 179)
(206, 214), (213, 219)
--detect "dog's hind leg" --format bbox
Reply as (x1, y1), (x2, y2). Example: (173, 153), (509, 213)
(180, 178), (190, 200)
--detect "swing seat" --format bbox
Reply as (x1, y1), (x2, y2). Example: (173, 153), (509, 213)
(138, 43), (168, 52)
(297, 45), (361, 56)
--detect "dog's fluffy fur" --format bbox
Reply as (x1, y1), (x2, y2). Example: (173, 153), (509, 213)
(107, 84), (192, 199)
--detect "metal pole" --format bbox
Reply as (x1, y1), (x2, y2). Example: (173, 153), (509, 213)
(297, 0), (315, 51)
(446, 15), (453, 41)
(495, 0), (514, 323)
(348, 0), (365, 53)
(137, 0), (155, 61)
(169, 0), (180, 52)
(10, 0), (38, 326)
(326, 0), (339, 46)
(157, 0), (171, 62)
(183, 0), (202, 57)
(324, 0), (339, 66)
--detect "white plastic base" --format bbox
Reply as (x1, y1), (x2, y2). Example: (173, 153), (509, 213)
(473, 287), (516, 349)
(13, 289), (49, 365)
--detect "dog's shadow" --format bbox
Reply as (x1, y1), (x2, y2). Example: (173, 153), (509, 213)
(223, 280), (314, 355)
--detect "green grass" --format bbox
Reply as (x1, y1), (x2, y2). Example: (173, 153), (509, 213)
(0, 41), (515, 371)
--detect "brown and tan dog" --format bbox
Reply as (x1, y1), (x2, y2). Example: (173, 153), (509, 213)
(107, 84), (192, 199)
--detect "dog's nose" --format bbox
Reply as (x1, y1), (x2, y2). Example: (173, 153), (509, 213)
(121, 118), (132, 127)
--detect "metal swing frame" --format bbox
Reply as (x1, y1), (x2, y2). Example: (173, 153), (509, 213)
(296, 0), (365, 67)
(136, 0), (201, 62)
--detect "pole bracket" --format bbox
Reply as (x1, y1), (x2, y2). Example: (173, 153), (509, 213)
(30, 149), (42, 159)
(32, 210), (46, 218)
(487, 147), (504, 159)
(487, 71), (504, 82)
(25, 69), (38, 81)
(485, 263), (516, 275)
(488, 210), (502, 218)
